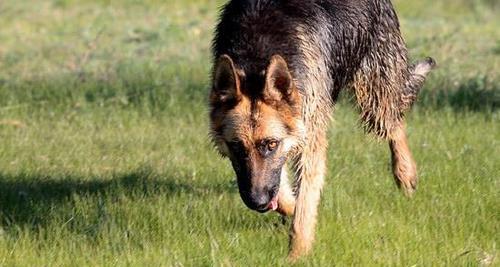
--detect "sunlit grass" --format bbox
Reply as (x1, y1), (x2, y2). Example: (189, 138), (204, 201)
(0, 0), (498, 266)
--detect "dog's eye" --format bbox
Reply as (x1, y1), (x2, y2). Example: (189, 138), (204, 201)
(258, 139), (280, 156)
(267, 140), (279, 151)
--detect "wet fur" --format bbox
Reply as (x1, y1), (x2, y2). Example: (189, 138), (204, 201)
(210, 0), (435, 261)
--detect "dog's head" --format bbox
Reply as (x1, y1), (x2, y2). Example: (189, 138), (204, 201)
(209, 54), (304, 212)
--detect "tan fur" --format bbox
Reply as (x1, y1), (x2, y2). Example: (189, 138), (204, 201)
(277, 167), (296, 216)
(389, 123), (417, 196)
(220, 99), (302, 154)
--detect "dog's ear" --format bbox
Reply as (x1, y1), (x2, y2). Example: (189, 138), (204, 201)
(211, 54), (241, 104)
(264, 55), (296, 103)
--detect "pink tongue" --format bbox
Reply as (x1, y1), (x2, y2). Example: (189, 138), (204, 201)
(268, 195), (279, 211)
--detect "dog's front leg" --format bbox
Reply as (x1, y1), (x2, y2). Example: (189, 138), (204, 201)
(288, 134), (327, 261)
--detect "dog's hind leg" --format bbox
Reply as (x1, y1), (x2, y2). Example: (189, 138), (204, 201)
(277, 167), (296, 216)
(389, 122), (417, 195)
(389, 58), (435, 195)
(352, 54), (434, 195)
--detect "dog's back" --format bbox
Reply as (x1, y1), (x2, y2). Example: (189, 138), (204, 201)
(214, 0), (401, 96)
(213, 0), (434, 137)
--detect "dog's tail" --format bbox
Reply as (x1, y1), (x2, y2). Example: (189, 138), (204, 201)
(402, 57), (436, 109)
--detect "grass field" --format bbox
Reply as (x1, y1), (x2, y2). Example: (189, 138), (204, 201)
(0, 0), (498, 266)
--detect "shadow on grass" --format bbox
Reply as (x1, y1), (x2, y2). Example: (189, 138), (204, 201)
(2, 72), (498, 115)
(337, 76), (499, 113)
(418, 76), (499, 112)
(0, 64), (208, 114)
(0, 168), (237, 230)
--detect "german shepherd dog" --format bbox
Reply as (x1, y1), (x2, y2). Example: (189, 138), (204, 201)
(209, 0), (434, 260)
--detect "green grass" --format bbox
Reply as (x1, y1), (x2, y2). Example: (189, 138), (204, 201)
(0, 0), (498, 266)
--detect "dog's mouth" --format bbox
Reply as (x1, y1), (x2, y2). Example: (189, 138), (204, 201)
(244, 191), (279, 213)
(267, 195), (279, 211)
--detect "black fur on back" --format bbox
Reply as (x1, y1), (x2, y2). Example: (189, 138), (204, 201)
(213, 0), (402, 99)
(212, 0), (435, 137)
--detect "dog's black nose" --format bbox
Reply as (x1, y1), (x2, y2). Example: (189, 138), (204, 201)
(252, 188), (276, 212)
(255, 202), (270, 213)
